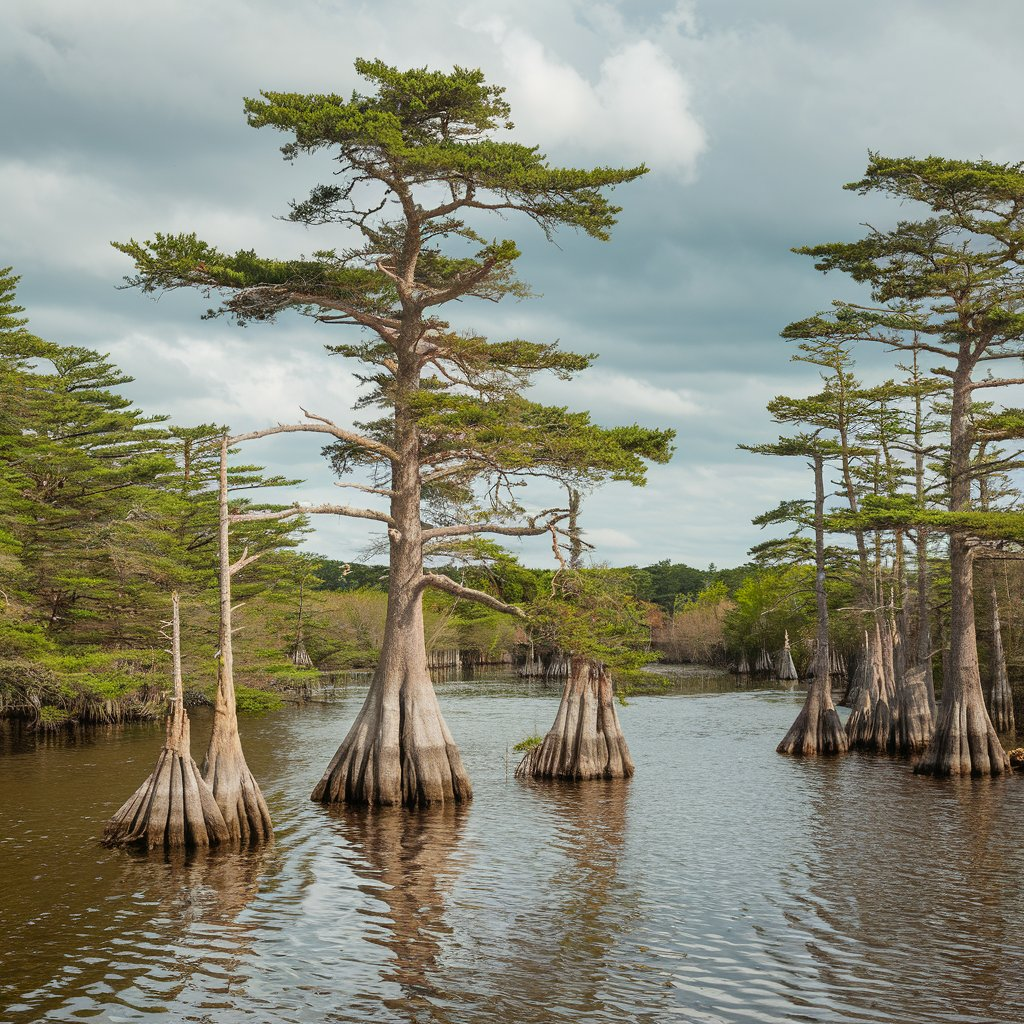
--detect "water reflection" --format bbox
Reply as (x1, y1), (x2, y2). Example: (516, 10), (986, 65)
(781, 759), (1024, 1022)
(479, 780), (668, 1024)
(328, 805), (467, 1023)
(3, 681), (1024, 1023)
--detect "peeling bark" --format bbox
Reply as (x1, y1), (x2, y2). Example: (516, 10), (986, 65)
(104, 593), (229, 850)
(515, 659), (634, 780)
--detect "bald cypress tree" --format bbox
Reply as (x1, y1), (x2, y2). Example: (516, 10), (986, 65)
(115, 60), (673, 806)
(793, 154), (1024, 776)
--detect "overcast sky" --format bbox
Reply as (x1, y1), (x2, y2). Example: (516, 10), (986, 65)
(4, 0), (1024, 570)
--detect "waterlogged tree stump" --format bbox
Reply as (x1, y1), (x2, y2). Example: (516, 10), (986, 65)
(103, 594), (229, 851)
(515, 659), (634, 780)
(104, 704), (229, 850)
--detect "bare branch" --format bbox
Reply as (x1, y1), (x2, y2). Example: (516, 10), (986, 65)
(968, 377), (1024, 391)
(230, 503), (394, 526)
(335, 481), (396, 497)
(421, 509), (568, 543)
(229, 546), (265, 575)
(419, 573), (526, 618)
(227, 411), (398, 464)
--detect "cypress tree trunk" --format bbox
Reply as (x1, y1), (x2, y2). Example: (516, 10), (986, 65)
(104, 593), (229, 850)
(312, 382), (472, 807)
(515, 658), (634, 780)
(310, 554), (472, 805)
(778, 454), (846, 756)
(202, 438), (274, 841)
(846, 623), (893, 751)
(890, 590), (934, 755)
(987, 580), (1015, 736)
(916, 369), (1009, 776)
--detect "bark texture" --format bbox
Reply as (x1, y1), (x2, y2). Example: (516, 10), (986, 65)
(515, 659), (634, 780)
(915, 535), (1010, 777)
(845, 625), (893, 751)
(778, 454), (847, 757)
(104, 594), (229, 850)
(987, 583), (1015, 736)
(889, 594), (934, 756)
(311, 574), (472, 807)
(202, 436), (274, 841)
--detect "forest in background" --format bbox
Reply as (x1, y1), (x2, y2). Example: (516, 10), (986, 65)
(0, 263), (758, 728)
(4, 254), (1024, 735)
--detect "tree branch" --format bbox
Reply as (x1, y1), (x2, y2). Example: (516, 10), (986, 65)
(421, 510), (567, 542)
(229, 503), (394, 525)
(419, 573), (526, 618)
(227, 410), (398, 464)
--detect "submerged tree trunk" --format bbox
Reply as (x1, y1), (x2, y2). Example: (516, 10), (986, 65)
(104, 593), (229, 850)
(888, 545), (934, 756)
(778, 455), (846, 756)
(202, 437), (274, 841)
(846, 624), (893, 751)
(515, 658), (634, 780)
(987, 579), (1015, 736)
(311, 569), (472, 805)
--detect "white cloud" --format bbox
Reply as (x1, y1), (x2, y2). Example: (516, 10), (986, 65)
(583, 527), (641, 550)
(538, 369), (702, 420)
(474, 20), (706, 177)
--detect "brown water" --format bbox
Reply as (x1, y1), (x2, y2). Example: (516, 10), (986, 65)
(1, 673), (1022, 1024)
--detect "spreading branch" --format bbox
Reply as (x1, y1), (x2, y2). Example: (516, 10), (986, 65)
(419, 573), (526, 618)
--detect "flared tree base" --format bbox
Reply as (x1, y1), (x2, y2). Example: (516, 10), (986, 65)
(913, 695), (1011, 777)
(204, 746), (274, 843)
(515, 660), (634, 781)
(312, 676), (472, 807)
(846, 698), (894, 753)
(104, 747), (229, 850)
(891, 666), (935, 757)
(777, 702), (848, 756)
(989, 680), (1015, 736)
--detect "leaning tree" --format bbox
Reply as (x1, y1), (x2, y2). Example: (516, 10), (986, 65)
(794, 154), (1024, 776)
(115, 60), (673, 806)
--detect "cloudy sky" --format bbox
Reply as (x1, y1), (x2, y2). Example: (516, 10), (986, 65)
(4, 0), (1024, 569)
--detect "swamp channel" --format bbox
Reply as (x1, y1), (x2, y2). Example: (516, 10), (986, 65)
(1, 668), (1022, 1024)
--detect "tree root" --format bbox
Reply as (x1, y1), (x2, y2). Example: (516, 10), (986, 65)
(516, 660), (634, 780)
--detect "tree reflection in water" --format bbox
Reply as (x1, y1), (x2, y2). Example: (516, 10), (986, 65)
(779, 758), (1024, 1021)
(328, 804), (467, 1023)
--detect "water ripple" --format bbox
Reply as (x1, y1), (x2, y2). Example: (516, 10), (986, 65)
(1, 679), (1022, 1023)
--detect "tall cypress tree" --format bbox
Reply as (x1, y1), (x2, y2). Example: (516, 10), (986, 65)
(793, 154), (1024, 776)
(115, 60), (674, 806)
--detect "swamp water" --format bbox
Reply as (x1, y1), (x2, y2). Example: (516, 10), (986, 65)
(1, 671), (1022, 1024)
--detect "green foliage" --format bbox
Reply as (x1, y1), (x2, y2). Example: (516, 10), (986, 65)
(512, 735), (542, 753)
(233, 686), (284, 715)
(37, 705), (71, 728)
(114, 60), (671, 591)
(526, 567), (655, 671)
